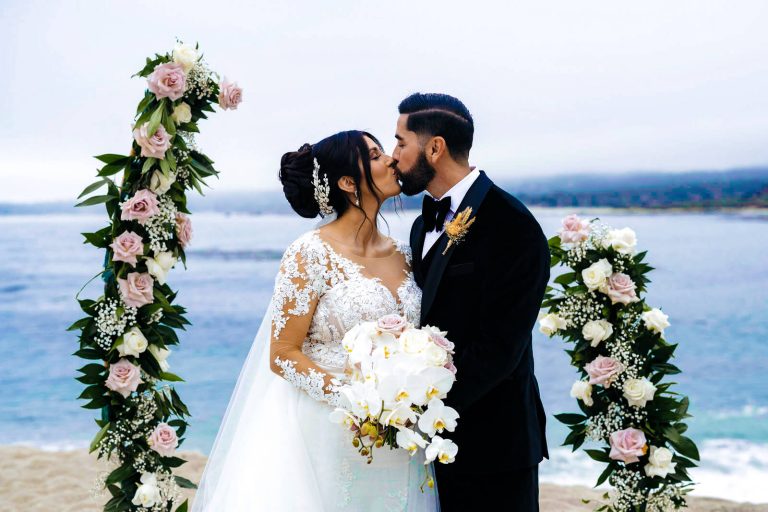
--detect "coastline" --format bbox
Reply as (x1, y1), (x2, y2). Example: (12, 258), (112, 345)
(1, 445), (766, 511)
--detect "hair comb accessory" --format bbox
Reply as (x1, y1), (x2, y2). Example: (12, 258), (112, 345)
(312, 157), (334, 216)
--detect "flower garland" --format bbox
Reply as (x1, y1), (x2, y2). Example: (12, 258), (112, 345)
(539, 215), (700, 512)
(69, 42), (241, 512)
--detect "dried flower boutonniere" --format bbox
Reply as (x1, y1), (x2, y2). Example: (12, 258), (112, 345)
(442, 207), (476, 255)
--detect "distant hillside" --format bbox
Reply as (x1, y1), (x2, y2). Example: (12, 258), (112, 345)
(1, 167), (765, 215)
(504, 167), (767, 209)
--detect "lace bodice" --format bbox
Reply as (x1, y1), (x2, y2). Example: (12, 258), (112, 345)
(268, 229), (421, 402)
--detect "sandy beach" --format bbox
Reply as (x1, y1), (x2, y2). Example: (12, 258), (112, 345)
(0, 445), (765, 512)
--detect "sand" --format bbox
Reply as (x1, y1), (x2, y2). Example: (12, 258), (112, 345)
(0, 445), (765, 512)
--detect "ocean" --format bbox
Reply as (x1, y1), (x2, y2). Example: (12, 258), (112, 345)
(0, 208), (766, 502)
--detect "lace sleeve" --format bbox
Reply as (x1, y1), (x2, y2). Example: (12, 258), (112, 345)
(268, 235), (344, 406)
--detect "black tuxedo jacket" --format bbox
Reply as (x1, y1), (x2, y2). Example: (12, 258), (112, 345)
(410, 170), (550, 473)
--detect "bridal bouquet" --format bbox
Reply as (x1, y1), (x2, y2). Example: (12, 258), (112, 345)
(329, 315), (460, 475)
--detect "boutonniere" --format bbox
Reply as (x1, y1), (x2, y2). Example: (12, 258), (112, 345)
(442, 207), (476, 255)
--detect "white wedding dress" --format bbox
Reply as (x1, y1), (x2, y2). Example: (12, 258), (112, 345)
(192, 228), (441, 511)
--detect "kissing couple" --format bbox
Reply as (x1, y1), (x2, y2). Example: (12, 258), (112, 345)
(192, 92), (550, 512)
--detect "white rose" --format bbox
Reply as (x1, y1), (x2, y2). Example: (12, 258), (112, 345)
(399, 329), (431, 354)
(118, 326), (148, 357)
(149, 344), (171, 371)
(581, 258), (612, 291)
(570, 380), (593, 406)
(172, 42), (198, 73)
(538, 312), (568, 337)
(582, 319), (613, 347)
(131, 472), (161, 507)
(146, 251), (177, 285)
(171, 102), (192, 125)
(644, 446), (677, 478)
(422, 343), (448, 366)
(642, 308), (670, 336)
(622, 378), (657, 408)
(605, 227), (637, 255)
(149, 169), (176, 195)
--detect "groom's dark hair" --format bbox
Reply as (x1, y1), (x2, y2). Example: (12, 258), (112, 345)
(398, 92), (474, 161)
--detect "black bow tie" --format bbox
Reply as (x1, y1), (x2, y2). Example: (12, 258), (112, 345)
(422, 195), (452, 232)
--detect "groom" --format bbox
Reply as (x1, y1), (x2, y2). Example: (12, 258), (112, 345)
(393, 93), (550, 511)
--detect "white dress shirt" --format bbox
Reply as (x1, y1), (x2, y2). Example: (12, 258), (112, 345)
(422, 167), (481, 258)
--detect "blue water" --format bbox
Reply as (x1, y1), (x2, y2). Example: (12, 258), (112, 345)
(0, 209), (766, 501)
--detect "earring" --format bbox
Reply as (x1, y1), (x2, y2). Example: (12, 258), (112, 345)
(354, 189), (360, 207)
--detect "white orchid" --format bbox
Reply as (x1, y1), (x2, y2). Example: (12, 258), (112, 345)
(383, 401), (418, 427)
(424, 435), (458, 464)
(396, 427), (428, 455)
(418, 398), (459, 437)
(411, 367), (455, 406)
(340, 380), (382, 419)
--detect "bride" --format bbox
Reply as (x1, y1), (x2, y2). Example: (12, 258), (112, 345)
(191, 130), (440, 511)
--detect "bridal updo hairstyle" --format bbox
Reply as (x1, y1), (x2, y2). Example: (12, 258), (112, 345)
(279, 130), (386, 219)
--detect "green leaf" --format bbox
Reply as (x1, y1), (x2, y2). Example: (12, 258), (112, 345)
(595, 463), (614, 487)
(174, 476), (198, 489)
(142, 157), (156, 175)
(67, 317), (91, 332)
(554, 272), (577, 286)
(77, 178), (110, 199)
(160, 157), (171, 176)
(178, 122), (199, 133)
(75, 194), (114, 207)
(105, 462), (135, 485)
(555, 413), (587, 425)
(175, 499), (190, 512)
(136, 90), (155, 115)
(79, 363), (107, 376)
(97, 159), (131, 177)
(89, 421), (111, 453)
(585, 449), (611, 463)
(669, 435), (700, 461)
(72, 346), (101, 359)
(81, 231), (109, 248)
(147, 100), (165, 137)
(160, 371), (185, 382)
(163, 456), (187, 468)
(78, 385), (105, 400)
(95, 154), (129, 164)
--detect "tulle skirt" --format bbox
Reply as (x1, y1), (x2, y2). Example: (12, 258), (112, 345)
(192, 360), (441, 511)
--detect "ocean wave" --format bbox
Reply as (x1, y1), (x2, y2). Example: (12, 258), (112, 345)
(540, 439), (768, 503)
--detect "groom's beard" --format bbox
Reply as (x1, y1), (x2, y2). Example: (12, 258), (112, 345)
(395, 152), (435, 196)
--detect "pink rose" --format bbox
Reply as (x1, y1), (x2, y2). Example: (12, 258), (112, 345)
(609, 427), (648, 464)
(175, 212), (193, 248)
(147, 62), (187, 101)
(585, 355), (624, 388)
(377, 314), (408, 334)
(110, 231), (144, 266)
(133, 122), (172, 159)
(118, 272), (155, 308)
(148, 422), (179, 457)
(121, 189), (160, 225)
(218, 77), (242, 110)
(105, 358), (143, 398)
(558, 214), (591, 243)
(431, 333), (455, 354)
(605, 272), (640, 305)
(444, 361), (457, 375)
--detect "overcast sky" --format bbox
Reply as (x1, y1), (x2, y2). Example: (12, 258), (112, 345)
(1, 0), (767, 202)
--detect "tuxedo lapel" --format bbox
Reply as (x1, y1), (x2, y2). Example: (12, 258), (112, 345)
(420, 171), (493, 325)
